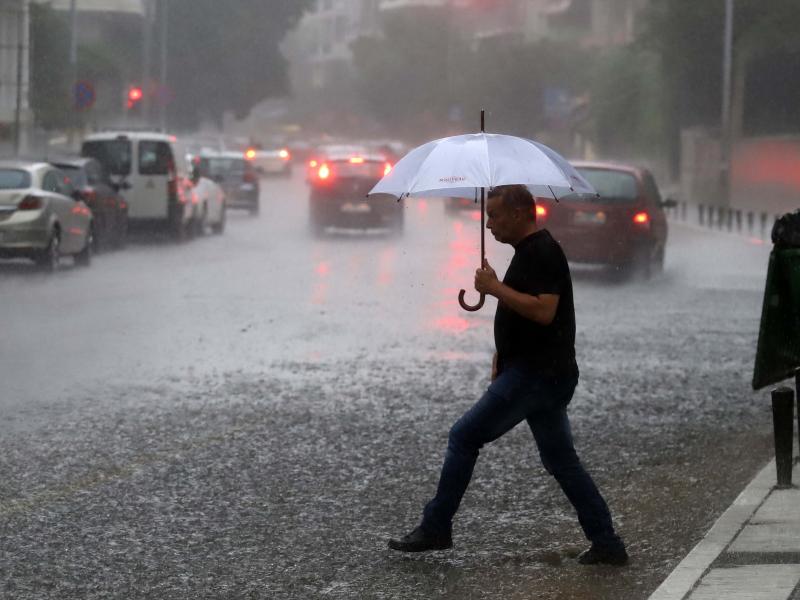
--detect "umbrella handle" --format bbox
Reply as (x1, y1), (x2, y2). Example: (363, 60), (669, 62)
(458, 289), (485, 312)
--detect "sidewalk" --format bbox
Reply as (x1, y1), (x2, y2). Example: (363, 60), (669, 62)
(649, 458), (800, 600)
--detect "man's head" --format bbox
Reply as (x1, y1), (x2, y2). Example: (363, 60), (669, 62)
(486, 184), (537, 245)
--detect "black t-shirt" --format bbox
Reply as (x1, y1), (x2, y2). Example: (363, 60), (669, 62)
(494, 229), (578, 377)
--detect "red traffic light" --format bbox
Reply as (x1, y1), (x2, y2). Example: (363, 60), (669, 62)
(127, 86), (144, 109)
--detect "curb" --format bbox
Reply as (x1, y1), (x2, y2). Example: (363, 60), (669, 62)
(647, 459), (776, 600)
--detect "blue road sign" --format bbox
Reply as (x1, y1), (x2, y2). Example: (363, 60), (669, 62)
(74, 80), (96, 111)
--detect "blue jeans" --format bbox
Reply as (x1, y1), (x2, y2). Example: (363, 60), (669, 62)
(421, 365), (622, 548)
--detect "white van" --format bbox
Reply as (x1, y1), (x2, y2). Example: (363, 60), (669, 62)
(81, 131), (194, 239)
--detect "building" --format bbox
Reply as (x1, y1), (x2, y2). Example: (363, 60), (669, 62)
(0, 0), (30, 155)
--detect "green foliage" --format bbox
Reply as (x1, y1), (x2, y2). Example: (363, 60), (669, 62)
(165, 0), (313, 129)
(351, 9), (591, 139)
(589, 47), (666, 155)
(29, 4), (71, 129)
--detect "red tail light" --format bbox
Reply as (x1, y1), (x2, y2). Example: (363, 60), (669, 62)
(318, 163), (331, 180)
(18, 195), (43, 211)
(536, 204), (547, 219)
(279, 148), (291, 161)
(245, 148), (257, 160)
(633, 211), (650, 225)
(308, 159), (318, 168)
(383, 162), (392, 176)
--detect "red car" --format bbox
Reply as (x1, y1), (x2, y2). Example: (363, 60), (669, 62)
(537, 161), (675, 278)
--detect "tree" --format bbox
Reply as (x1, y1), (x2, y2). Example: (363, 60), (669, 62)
(640, 0), (800, 173)
(29, 4), (71, 129)
(164, 0), (313, 129)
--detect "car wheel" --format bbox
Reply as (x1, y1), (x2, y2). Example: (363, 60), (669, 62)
(194, 204), (207, 237)
(627, 245), (653, 281)
(74, 224), (94, 267)
(211, 207), (226, 235)
(115, 216), (128, 249)
(36, 229), (61, 272)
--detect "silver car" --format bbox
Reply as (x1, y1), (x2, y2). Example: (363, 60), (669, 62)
(0, 161), (94, 271)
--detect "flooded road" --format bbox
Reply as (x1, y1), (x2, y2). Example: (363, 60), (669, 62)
(0, 170), (776, 598)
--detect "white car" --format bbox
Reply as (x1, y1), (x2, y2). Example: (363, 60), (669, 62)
(0, 161), (93, 270)
(247, 146), (292, 176)
(189, 165), (226, 235)
(81, 131), (195, 240)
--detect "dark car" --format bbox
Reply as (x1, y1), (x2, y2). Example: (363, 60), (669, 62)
(50, 157), (128, 251)
(306, 144), (401, 234)
(197, 152), (259, 215)
(536, 161), (676, 278)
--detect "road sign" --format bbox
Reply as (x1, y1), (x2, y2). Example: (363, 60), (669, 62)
(74, 80), (96, 111)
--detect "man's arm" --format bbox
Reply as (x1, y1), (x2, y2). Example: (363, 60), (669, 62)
(475, 259), (559, 326)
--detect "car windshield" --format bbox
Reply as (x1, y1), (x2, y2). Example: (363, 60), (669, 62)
(56, 166), (88, 188)
(82, 140), (132, 176)
(574, 168), (638, 204)
(0, 169), (31, 189)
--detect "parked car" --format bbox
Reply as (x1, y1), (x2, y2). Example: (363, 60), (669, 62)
(537, 161), (676, 278)
(189, 158), (226, 234)
(196, 151), (259, 216)
(247, 146), (292, 177)
(49, 157), (128, 251)
(81, 131), (195, 240)
(306, 144), (401, 234)
(0, 161), (93, 270)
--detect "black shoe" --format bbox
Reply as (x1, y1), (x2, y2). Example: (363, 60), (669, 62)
(388, 526), (453, 552)
(577, 543), (629, 566)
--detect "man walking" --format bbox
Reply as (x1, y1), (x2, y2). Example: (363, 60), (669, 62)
(388, 184), (628, 565)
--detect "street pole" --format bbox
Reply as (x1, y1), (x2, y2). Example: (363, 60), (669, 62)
(142, 0), (153, 125)
(158, 0), (167, 132)
(13, 0), (25, 155)
(719, 0), (734, 206)
(68, 0), (78, 146)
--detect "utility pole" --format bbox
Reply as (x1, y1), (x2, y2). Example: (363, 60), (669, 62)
(141, 0), (153, 125)
(158, 0), (168, 131)
(719, 0), (734, 206)
(13, 0), (26, 155)
(68, 0), (78, 146)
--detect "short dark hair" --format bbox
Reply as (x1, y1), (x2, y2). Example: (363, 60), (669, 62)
(488, 185), (536, 222)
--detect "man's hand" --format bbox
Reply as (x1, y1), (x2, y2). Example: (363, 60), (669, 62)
(475, 259), (500, 296)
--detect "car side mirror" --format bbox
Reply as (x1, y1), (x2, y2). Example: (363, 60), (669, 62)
(661, 197), (678, 209)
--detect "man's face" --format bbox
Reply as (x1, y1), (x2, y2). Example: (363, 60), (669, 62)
(486, 195), (521, 244)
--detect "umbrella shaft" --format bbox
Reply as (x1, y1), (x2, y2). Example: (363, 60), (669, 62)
(480, 187), (485, 265)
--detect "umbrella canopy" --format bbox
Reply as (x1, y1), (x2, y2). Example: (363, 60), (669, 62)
(367, 122), (596, 312)
(368, 132), (596, 200)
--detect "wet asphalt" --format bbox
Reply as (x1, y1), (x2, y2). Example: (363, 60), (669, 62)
(0, 171), (776, 599)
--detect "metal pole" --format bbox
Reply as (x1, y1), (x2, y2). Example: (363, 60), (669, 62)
(158, 0), (168, 131)
(772, 386), (794, 488)
(68, 0), (78, 145)
(142, 0), (153, 124)
(719, 0), (734, 206)
(13, 0), (25, 155)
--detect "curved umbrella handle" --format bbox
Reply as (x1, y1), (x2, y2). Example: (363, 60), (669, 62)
(458, 289), (485, 312)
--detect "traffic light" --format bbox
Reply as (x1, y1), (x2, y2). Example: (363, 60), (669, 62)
(127, 86), (144, 109)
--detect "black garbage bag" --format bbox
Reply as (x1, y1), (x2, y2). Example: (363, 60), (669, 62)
(753, 246), (800, 390)
(772, 209), (800, 248)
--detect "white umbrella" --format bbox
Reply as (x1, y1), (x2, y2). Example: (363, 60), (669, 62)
(368, 111), (596, 311)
